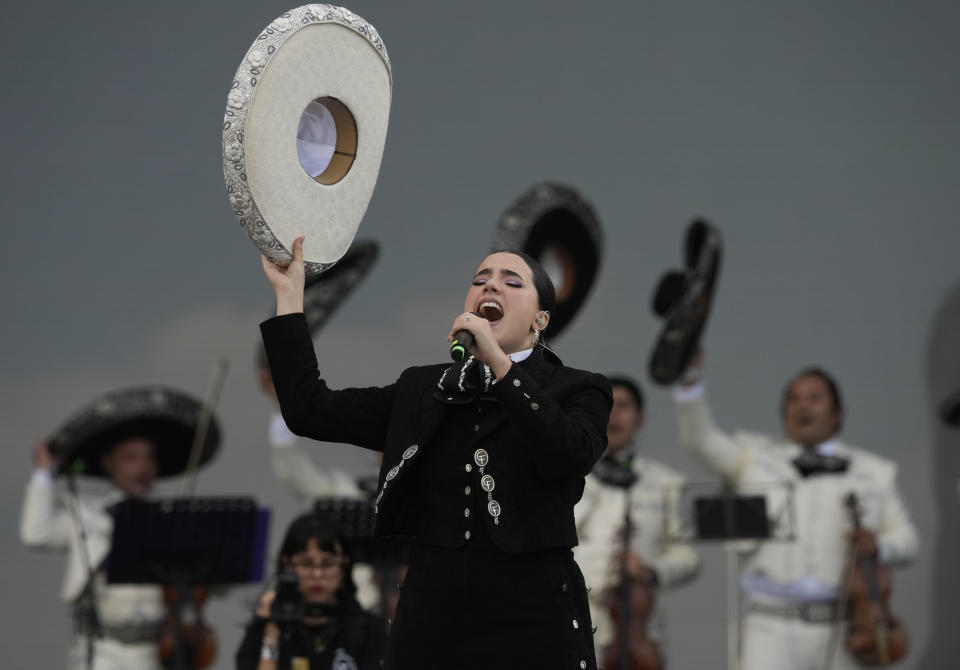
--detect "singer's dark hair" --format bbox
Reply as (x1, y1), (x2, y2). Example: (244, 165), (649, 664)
(491, 249), (557, 315)
(779, 367), (844, 433)
(607, 375), (645, 412)
(276, 512), (360, 609)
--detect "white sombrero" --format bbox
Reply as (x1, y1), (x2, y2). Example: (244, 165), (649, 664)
(222, 5), (392, 274)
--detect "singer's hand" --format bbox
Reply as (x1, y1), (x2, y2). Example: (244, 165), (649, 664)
(446, 313), (512, 377)
(261, 236), (306, 316)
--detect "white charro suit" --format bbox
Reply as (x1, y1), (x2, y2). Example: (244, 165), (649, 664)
(19, 470), (163, 670)
(574, 456), (700, 655)
(675, 387), (918, 670)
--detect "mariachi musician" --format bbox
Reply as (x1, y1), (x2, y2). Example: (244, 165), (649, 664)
(574, 375), (700, 661)
(673, 358), (919, 670)
(651, 221), (919, 669)
(19, 386), (219, 670)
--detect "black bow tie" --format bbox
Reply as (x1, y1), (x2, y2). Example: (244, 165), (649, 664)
(592, 455), (639, 488)
(792, 452), (850, 478)
(435, 355), (493, 404)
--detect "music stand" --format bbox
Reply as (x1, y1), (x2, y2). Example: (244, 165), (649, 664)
(106, 497), (271, 670)
(666, 482), (797, 670)
(313, 496), (411, 620)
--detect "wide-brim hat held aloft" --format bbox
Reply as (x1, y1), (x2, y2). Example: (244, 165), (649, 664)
(648, 219), (722, 385)
(223, 4), (392, 275)
(493, 182), (604, 341)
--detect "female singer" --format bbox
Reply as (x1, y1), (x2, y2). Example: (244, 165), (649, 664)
(235, 513), (386, 669)
(259, 238), (612, 669)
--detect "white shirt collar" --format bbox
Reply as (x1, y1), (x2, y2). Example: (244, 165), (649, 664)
(507, 348), (534, 363)
(790, 437), (843, 457)
(815, 438), (841, 456)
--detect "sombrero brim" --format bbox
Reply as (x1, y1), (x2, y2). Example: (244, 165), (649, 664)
(223, 5), (392, 275)
(48, 386), (221, 479)
(493, 183), (603, 341)
(648, 219), (722, 386)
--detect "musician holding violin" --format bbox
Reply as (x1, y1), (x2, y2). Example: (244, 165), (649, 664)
(20, 436), (165, 670)
(673, 357), (919, 670)
(18, 386), (221, 670)
(574, 376), (700, 665)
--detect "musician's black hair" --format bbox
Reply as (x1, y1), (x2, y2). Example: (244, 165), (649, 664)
(276, 512), (359, 609)
(606, 375), (645, 412)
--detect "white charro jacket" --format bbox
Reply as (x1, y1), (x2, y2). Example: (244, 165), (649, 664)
(19, 470), (164, 619)
(574, 456), (700, 649)
(675, 388), (918, 591)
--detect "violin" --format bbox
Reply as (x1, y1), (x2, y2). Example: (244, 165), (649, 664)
(840, 493), (908, 666)
(599, 482), (664, 670)
(600, 564), (663, 670)
(158, 585), (217, 669)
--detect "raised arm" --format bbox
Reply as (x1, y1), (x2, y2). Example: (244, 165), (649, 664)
(260, 238), (395, 451)
(20, 441), (72, 549)
(673, 381), (748, 484)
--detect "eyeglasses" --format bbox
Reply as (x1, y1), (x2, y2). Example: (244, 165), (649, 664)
(288, 556), (345, 576)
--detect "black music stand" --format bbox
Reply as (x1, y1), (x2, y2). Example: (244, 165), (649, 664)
(313, 496), (411, 620)
(693, 493), (771, 542)
(106, 497), (271, 670)
(680, 485), (794, 670)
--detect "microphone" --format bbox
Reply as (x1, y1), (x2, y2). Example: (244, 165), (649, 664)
(450, 313), (481, 361)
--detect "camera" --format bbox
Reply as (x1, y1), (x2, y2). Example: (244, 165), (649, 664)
(269, 571), (338, 625)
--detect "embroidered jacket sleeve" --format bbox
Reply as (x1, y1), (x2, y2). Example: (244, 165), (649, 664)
(490, 361), (612, 479)
(20, 469), (72, 549)
(260, 313), (396, 452)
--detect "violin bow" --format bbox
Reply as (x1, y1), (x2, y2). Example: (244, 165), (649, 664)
(179, 358), (229, 498)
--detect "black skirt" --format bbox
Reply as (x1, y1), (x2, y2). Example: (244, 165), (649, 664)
(385, 545), (597, 670)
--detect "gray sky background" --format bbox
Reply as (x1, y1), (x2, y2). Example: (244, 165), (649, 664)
(2, 1), (959, 667)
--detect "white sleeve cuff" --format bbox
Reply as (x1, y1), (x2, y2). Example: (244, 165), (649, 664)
(877, 540), (890, 564)
(268, 412), (297, 448)
(672, 381), (706, 403)
(29, 469), (54, 487)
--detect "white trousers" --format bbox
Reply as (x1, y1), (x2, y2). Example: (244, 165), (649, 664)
(67, 636), (161, 670)
(740, 612), (862, 670)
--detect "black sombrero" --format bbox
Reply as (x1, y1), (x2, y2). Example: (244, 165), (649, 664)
(493, 183), (603, 341)
(648, 219), (723, 385)
(256, 239), (380, 371)
(48, 386), (221, 478)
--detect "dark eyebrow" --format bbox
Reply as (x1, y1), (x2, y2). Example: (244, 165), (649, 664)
(473, 268), (524, 281)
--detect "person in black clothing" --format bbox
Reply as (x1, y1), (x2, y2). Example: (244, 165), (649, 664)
(259, 239), (613, 669)
(236, 513), (386, 670)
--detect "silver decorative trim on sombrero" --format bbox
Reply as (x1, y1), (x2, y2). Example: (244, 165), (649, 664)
(222, 4), (392, 274)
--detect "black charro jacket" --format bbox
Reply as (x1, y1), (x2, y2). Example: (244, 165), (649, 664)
(261, 313), (612, 553)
